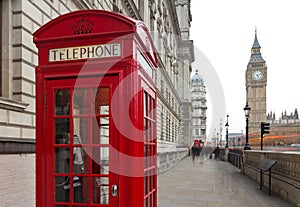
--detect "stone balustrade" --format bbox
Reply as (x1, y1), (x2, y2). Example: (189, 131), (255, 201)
(243, 150), (300, 206)
(157, 148), (188, 174)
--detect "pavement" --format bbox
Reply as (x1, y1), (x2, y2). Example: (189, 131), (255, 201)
(158, 156), (292, 207)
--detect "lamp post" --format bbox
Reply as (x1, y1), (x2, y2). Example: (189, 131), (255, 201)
(219, 119), (222, 148)
(225, 115), (229, 148)
(244, 103), (251, 150)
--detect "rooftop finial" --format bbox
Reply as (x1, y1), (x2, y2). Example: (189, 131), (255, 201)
(252, 27), (261, 49)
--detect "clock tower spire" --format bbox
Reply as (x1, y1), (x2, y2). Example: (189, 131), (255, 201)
(246, 29), (267, 134)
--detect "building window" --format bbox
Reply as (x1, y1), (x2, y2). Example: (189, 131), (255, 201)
(166, 116), (169, 141)
(201, 109), (205, 115)
(171, 96), (174, 108)
(195, 128), (199, 136)
(0, 1), (2, 96)
(160, 110), (164, 140)
(150, 13), (154, 32)
(201, 129), (205, 136)
(171, 121), (174, 142)
(138, 0), (144, 19)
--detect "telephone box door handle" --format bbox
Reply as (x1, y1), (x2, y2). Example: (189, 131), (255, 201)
(112, 185), (118, 197)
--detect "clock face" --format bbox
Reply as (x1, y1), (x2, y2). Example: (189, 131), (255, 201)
(252, 70), (263, 80)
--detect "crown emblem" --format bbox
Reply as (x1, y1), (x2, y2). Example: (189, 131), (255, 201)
(72, 17), (94, 35)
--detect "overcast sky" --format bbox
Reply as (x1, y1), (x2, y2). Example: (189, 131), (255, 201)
(190, 0), (300, 138)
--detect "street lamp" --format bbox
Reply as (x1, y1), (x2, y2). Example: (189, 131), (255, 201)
(225, 115), (229, 148)
(244, 103), (251, 150)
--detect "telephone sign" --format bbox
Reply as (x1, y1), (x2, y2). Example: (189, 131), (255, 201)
(49, 43), (121, 62)
(34, 10), (157, 207)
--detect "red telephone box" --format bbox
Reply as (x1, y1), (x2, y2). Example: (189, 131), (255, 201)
(33, 10), (157, 207)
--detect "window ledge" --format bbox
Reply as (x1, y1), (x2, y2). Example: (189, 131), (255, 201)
(0, 97), (29, 111)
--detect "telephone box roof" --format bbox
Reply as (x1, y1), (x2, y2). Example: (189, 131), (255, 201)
(33, 10), (157, 67)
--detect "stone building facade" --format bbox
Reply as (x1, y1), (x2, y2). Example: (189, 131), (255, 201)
(190, 70), (207, 144)
(0, 0), (194, 205)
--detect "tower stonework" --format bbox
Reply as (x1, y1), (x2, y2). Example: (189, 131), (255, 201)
(191, 70), (207, 143)
(245, 30), (267, 133)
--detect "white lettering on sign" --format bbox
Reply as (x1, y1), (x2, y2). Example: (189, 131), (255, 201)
(49, 43), (121, 62)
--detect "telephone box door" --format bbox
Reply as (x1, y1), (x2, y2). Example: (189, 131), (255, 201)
(46, 76), (119, 207)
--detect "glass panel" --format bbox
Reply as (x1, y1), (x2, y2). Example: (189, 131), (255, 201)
(144, 118), (147, 141)
(100, 125), (109, 144)
(93, 177), (109, 204)
(151, 98), (154, 119)
(100, 117), (109, 125)
(144, 175), (147, 196)
(147, 121), (151, 142)
(100, 105), (109, 115)
(55, 119), (70, 144)
(144, 146), (147, 168)
(152, 121), (154, 142)
(73, 118), (89, 144)
(92, 118), (109, 144)
(55, 148), (70, 173)
(73, 88), (90, 115)
(73, 147), (86, 174)
(148, 94), (151, 117)
(144, 93), (147, 117)
(55, 89), (70, 115)
(73, 176), (89, 203)
(100, 166), (109, 175)
(93, 88), (109, 115)
(92, 147), (109, 174)
(54, 176), (70, 202)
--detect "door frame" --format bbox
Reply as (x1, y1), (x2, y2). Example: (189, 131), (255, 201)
(45, 75), (120, 207)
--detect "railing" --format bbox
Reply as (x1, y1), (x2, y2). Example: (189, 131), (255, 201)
(228, 149), (243, 169)
(243, 150), (300, 206)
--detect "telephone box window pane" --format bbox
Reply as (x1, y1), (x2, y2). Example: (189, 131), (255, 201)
(100, 166), (109, 174)
(93, 165), (109, 175)
(147, 121), (152, 142)
(144, 118), (147, 141)
(92, 147), (109, 174)
(100, 125), (109, 144)
(55, 148), (70, 173)
(93, 177), (109, 204)
(92, 118), (109, 144)
(55, 89), (70, 115)
(73, 147), (86, 174)
(151, 98), (155, 119)
(144, 93), (147, 116)
(148, 95), (151, 117)
(144, 146), (147, 168)
(100, 105), (109, 115)
(100, 117), (109, 125)
(93, 88), (109, 115)
(55, 119), (70, 144)
(73, 118), (89, 144)
(54, 176), (70, 202)
(73, 88), (89, 115)
(73, 176), (89, 203)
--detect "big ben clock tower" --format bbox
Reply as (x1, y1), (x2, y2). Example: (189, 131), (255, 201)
(246, 30), (267, 133)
